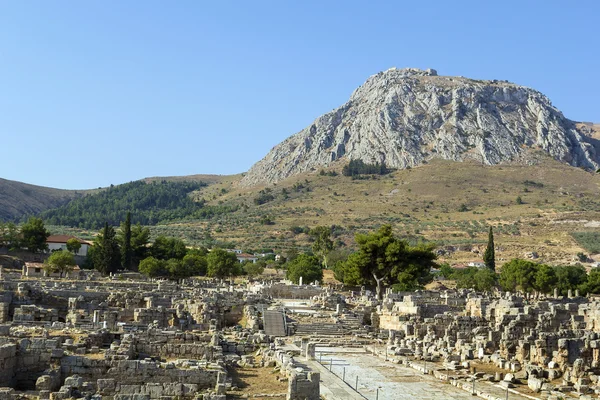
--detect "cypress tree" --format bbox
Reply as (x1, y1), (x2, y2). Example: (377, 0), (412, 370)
(483, 226), (496, 271)
(122, 212), (132, 270)
(93, 222), (121, 275)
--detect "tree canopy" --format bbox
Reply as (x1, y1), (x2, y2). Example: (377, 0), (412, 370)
(39, 180), (213, 228)
(45, 250), (76, 277)
(342, 159), (390, 176)
(151, 236), (187, 260)
(21, 217), (50, 253)
(90, 223), (121, 275)
(309, 226), (334, 268)
(334, 225), (436, 299)
(286, 254), (323, 284)
(499, 259), (538, 293)
(206, 249), (240, 278)
(66, 238), (82, 254)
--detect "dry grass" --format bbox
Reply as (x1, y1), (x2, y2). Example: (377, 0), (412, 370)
(154, 155), (600, 267)
(227, 363), (287, 399)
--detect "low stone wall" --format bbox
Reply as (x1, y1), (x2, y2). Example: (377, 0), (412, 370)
(0, 344), (16, 387)
(95, 360), (224, 398)
(262, 284), (323, 300)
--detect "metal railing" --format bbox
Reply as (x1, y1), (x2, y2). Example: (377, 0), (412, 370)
(316, 352), (380, 400)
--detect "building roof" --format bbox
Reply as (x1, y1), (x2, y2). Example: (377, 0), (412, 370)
(46, 235), (88, 244)
(237, 253), (258, 258)
(25, 262), (45, 268)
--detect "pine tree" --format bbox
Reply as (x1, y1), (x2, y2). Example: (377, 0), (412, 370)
(483, 226), (496, 271)
(121, 212), (132, 270)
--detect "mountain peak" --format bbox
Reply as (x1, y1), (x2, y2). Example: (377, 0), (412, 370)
(240, 69), (599, 187)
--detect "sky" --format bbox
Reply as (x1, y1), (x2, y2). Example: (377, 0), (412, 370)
(1, 1), (599, 189)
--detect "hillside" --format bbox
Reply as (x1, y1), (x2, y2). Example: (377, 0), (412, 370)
(141, 154), (600, 266)
(0, 174), (233, 224)
(242, 68), (600, 186)
(9, 153), (600, 266)
(38, 180), (216, 229)
(0, 178), (86, 221)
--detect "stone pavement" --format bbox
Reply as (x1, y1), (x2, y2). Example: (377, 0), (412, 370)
(310, 349), (522, 400)
(302, 357), (365, 399)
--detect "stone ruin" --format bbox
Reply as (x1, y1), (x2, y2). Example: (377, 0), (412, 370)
(0, 274), (324, 400)
(4, 269), (600, 399)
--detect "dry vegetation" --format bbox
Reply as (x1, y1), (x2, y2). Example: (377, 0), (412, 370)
(49, 153), (600, 268)
(227, 362), (287, 399)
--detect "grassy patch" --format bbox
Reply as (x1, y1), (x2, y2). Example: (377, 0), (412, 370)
(572, 232), (600, 254)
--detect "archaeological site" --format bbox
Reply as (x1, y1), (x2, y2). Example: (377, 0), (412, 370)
(0, 264), (598, 400)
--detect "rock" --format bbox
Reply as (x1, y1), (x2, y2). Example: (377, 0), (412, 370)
(499, 381), (514, 389)
(528, 377), (544, 392)
(36, 375), (59, 391)
(64, 375), (83, 388)
(241, 68), (600, 186)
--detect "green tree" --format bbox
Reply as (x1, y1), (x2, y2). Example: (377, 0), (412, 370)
(66, 238), (82, 254)
(182, 253), (208, 276)
(554, 264), (587, 296)
(138, 256), (166, 278)
(130, 224), (150, 266)
(454, 267), (477, 289)
(326, 248), (352, 267)
(473, 268), (497, 292)
(310, 226), (335, 268)
(45, 250), (76, 277)
(582, 268), (600, 295)
(151, 236), (187, 260)
(244, 259), (266, 277)
(286, 254), (323, 284)
(165, 259), (185, 279)
(439, 263), (454, 279)
(533, 264), (557, 294)
(91, 223), (121, 275)
(483, 227), (495, 271)
(338, 225), (435, 299)
(206, 248), (239, 278)
(120, 212), (133, 270)
(0, 222), (21, 250)
(187, 247), (208, 257)
(21, 217), (50, 253)
(499, 259), (538, 293)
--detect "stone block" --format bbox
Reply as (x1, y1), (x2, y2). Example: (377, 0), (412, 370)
(528, 377), (543, 392)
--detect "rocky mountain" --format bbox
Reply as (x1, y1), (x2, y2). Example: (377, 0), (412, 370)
(241, 68), (600, 186)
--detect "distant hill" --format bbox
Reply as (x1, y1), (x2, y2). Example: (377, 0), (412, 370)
(0, 174), (234, 224)
(0, 178), (86, 221)
(38, 180), (223, 229)
(242, 68), (600, 186)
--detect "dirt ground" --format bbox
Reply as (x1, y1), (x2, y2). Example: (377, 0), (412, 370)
(226, 363), (287, 400)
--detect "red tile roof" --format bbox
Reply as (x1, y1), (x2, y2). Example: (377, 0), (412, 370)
(46, 235), (87, 244)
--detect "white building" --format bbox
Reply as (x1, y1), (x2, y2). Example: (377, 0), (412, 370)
(236, 253), (258, 263)
(46, 235), (91, 257)
(467, 261), (486, 268)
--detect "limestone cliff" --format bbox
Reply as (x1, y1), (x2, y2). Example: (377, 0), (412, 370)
(241, 68), (599, 186)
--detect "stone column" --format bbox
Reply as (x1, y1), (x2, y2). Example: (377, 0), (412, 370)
(306, 342), (316, 360)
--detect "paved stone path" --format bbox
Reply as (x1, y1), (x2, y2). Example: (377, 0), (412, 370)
(310, 349), (536, 400)
(304, 358), (365, 400)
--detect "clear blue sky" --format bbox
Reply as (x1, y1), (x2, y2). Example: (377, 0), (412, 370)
(1, 1), (598, 189)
